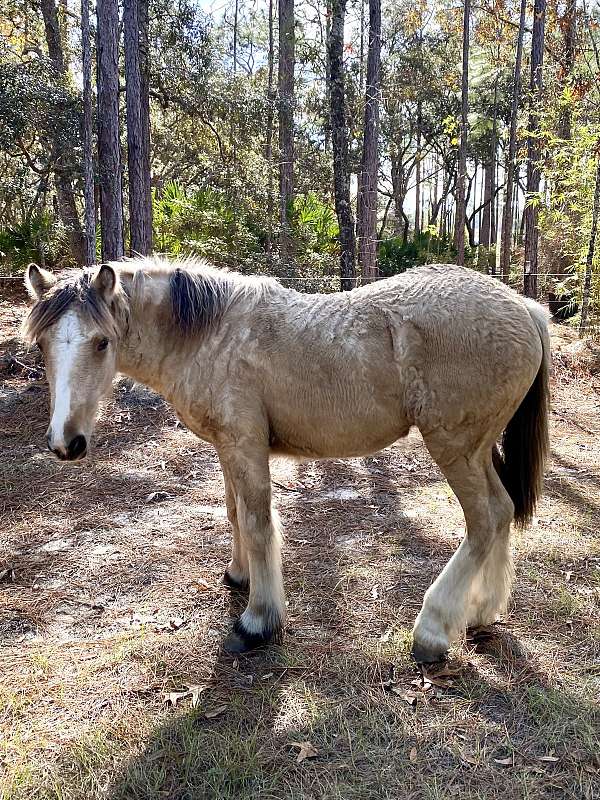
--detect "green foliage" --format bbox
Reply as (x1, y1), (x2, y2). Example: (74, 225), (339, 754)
(378, 231), (460, 276)
(152, 182), (264, 270)
(290, 193), (338, 255)
(0, 214), (65, 273)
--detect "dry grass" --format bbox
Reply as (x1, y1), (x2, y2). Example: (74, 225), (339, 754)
(1, 294), (599, 800)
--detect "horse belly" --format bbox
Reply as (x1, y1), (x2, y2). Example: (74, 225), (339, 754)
(268, 394), (409, 459)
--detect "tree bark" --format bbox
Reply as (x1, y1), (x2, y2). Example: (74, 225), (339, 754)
(455, 0), (470, 265)
(97, 0), (124, 261)
(265, 0), (276, 260)
(579, 157), (600, 335)
(480, 161), (493, 247)
(523, 0), (546, 299)
(278, 0), (295, 273)
(500, 0), (526, 283)
(81, 0), (96, 266)
(327, 0), (356, 290)
(124, 0), (153, 255)
(558, 0), (576, 141)
(357, 0), (381, 280)
(414, 102), (422, 238)
(40, 0), (86, 264)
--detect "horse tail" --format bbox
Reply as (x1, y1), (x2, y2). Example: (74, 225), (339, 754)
(494, 300), (551, 528)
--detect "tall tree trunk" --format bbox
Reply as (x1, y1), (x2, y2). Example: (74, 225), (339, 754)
(265, 0), (276, 260)
(554, 0), (577, 280)
(327, 0), (356, 290)
(139, 0), (152, 250)
(40, 0), (86, 265)
(480, 161), (493, 247)
(278, 0), (295, 273)
(357, 0), (381, 280)
(414, 102), (422, 238)
(391, 154), (407, 236)
(81, 0), (96, 266)
(455, 0), (470, 265)
(558, 0), (576, 141)
(233, 0), (239, 75)
(500, 0), (526, 283)
(124, 0), (152, 255)
(579, 157), (600, 335)
(96, 0), (124, 261)
(523, 0), (546, 298)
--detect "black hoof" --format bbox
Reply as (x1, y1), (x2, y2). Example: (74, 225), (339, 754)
(411, 642), (448, 665)
(221, 619), (275, 654)
(223, 570), (249, 592)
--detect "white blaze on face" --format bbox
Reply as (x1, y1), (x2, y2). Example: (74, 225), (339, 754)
(48, 310), (84, 449)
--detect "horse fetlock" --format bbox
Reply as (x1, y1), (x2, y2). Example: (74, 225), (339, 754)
(224, 559), (250, 590)
(411, 612), (452, 663)
(222, 605), (284, 654)
(412, 595), (465, 662)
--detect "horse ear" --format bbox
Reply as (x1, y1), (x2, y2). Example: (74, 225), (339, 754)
(24, 264), (57, 300)
(91, 264), (119, 301)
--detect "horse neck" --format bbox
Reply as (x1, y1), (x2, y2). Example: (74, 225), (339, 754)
(115, 272), (209, 400)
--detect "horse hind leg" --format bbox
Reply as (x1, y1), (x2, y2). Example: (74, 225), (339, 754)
(412, 439), (514, 662)
(465, 459), (514, 629)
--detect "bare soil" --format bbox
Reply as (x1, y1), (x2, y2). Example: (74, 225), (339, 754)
(1, 295), (598, 800)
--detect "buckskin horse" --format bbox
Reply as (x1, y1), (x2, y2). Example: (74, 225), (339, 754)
(23, 258), (550, 661)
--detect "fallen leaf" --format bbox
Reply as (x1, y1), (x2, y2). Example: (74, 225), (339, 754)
(423, 669), (455, 688)
(428, 665), (461, 679)
(411, 677), (433, 692)
(164, 689), (190, 707)
(190, 685), (209, 707)
(391, 687), (419, 706)
(493, 756), (514, 766)
(409, 746), (418, 763)
(204, 705), (227, 719)
(168, 617), (185, 631)
(189, 579), (211, 593)
(145, 491), (170, 503)
(288, 740), (319, 763)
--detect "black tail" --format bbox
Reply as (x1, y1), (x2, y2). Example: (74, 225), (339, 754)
(494, 304), (550, 528)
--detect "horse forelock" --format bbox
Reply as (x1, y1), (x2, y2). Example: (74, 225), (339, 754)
(23, 273), (128, 343)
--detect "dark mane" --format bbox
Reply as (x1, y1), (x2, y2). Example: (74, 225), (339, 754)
(169, 267), (233, 335)
(23, 273), (127, 343)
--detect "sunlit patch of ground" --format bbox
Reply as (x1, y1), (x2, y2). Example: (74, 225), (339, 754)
(1, 296), (599, 799)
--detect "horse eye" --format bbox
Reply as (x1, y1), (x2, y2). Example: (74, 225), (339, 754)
(97, 337), (109, 352)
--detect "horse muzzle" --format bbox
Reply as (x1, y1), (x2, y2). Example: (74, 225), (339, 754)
(47, 433), (88, 461)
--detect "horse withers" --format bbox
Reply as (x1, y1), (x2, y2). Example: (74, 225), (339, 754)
(23, 258), (550, 662)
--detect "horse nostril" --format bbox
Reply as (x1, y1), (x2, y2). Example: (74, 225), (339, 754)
(67, 435), (87, 460)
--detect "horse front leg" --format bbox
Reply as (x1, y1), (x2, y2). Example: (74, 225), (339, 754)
(218, 445), (285, 653)
(219, 458), (249, 590)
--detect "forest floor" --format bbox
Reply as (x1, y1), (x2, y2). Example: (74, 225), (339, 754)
(1, 292), (599, 800)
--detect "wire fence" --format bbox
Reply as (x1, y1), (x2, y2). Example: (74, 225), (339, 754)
(1, 270), (598, 331)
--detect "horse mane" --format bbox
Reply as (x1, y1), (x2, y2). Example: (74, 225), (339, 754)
(156, 257), (276, 338)
(23, 271), (129, 344)
(23, 257), (277, 344)
(169, 266), (233, 335)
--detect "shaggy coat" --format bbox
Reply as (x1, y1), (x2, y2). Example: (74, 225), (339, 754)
(24, 258), (550, 660)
